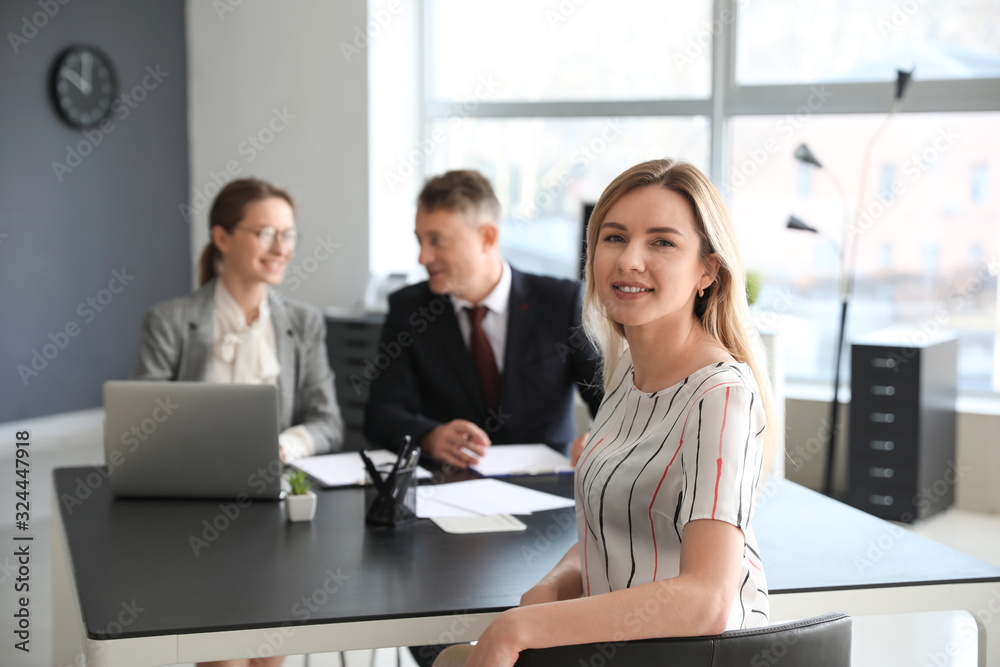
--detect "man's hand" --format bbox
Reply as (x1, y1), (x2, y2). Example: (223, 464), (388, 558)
(421, 419), (491, 469)
(569, 430), (590, 466)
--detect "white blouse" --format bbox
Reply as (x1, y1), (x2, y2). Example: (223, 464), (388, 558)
(576, 350), (769, 629)
(210, 281), (315, 460)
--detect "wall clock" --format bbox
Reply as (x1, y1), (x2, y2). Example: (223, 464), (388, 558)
(51, 46), (116, 129)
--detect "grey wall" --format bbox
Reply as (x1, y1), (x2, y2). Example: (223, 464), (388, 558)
(186, 0), (370, 311)
(0, 0), (190, 421)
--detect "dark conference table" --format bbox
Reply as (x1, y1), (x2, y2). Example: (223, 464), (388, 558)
(53, 469), (1000, 666)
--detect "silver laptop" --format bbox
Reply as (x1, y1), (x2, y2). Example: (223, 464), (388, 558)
(103, 381), (283, 500)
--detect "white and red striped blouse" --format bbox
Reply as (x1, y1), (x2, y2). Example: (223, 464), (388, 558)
(575, 351), (769, 630)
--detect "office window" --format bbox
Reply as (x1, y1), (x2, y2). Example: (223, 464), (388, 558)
(422, 1), (1000, 392)
(737, 0), (1000, 85)
(972, 163), (989, 203)
(730, 113), (1000, 391)
(424, 116), (710, 278)
(880, 163), (897, 201)
(427, 0), (713, 101)
(797, 162), (813, 198)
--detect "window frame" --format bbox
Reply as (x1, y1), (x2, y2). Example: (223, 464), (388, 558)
(421, 0), (1000, 394)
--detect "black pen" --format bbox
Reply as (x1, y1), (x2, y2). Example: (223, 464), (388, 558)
(360, 449), (385, 492)
(390, 435), (413, 480)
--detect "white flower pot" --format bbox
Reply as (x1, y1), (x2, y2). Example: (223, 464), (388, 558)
(285, 491), (317, 522)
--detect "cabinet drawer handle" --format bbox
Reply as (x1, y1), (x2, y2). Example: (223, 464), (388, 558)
(870, 440), (895, 452)
(871, 357), (897, 369)
(871, 412), (895, 423)
(869, 494), (894, 506)
(869, 466), (894, 479)
(871, 385), (896, 396)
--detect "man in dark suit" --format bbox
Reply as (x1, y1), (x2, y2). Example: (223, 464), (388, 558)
(364, 170), (602, 469)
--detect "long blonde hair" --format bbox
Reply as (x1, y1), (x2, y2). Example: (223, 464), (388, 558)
(583, 158), (778, 475)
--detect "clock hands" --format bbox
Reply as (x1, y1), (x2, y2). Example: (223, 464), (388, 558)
(60, 52), (93, 96)
(81, 51), (93, 95)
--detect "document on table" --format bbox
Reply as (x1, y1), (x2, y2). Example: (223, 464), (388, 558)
(469, 444), (575, 477)
(292, 450), (431, 488)
(431, 514), (527, 534)
(416, 478), (574, 518)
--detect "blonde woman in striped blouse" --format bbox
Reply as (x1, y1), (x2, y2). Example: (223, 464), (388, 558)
(436, 159), (777, 667)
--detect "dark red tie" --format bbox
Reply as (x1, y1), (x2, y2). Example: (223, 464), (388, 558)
(466, 306), (501, 411)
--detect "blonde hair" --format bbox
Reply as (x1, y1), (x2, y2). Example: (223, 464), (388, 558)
(583, 158), (777, 476)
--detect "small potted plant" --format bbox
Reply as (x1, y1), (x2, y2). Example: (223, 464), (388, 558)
(284, 469), (317, 522)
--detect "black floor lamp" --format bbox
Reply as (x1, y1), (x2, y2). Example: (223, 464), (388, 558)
(787, 69), (913, 498)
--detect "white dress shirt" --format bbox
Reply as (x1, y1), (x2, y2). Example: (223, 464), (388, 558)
(210, 281), (315, 460)
(450, 259), (511, 372)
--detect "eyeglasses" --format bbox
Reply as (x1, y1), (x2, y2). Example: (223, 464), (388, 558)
(235, 226), (298, 249)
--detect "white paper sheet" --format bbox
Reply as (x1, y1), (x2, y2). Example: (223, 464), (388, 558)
(431, 514), (527, 534)
(291, 450), (431, 488)
(417, 478), (574, 518)
(470, 444), (574, 477)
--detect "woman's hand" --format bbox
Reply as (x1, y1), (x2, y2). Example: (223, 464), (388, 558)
(463, 609), (524, 667)
(519, 582), (558, 607)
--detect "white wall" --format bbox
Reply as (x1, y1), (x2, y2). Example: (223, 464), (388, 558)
(186, 0), (370, 309)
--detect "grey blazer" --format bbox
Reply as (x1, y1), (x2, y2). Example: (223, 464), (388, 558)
(132, 279), (344, 455)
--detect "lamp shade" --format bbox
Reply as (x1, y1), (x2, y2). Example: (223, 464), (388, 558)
(787, 215), (819, 233)
(793, 144), (823, 169)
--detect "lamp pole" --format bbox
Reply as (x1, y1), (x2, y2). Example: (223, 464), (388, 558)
(788, 69), (912, 498)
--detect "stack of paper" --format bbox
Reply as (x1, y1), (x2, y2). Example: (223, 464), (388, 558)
(470, 444), (574, 477)
(416, 478), (574, 518)
(418, 478), (574, 534)
(292, 450), (432, 488)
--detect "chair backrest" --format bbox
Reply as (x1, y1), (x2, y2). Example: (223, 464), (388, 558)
(325, 314), (385, 452)
(514, 612), (851, 667)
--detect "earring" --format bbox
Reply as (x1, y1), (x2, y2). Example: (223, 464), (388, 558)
(698, 287), (704, 298)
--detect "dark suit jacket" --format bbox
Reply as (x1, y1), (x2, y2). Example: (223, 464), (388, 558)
(132, 279), (344, 454)
(364, 267), (603, 451)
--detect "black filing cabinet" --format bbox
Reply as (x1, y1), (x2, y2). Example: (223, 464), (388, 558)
(846, 329), (958, 522)
(325, 312), (386, 452)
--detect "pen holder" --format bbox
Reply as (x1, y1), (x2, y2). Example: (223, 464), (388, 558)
(365, 464), (418, 526)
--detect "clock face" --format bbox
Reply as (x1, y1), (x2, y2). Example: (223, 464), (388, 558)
(52, 46), (116, 129)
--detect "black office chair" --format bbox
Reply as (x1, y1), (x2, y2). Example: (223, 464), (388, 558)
(514, 612), (851, 667)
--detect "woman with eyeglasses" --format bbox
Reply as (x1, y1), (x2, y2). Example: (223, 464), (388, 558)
(134, 178), (344, 474)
